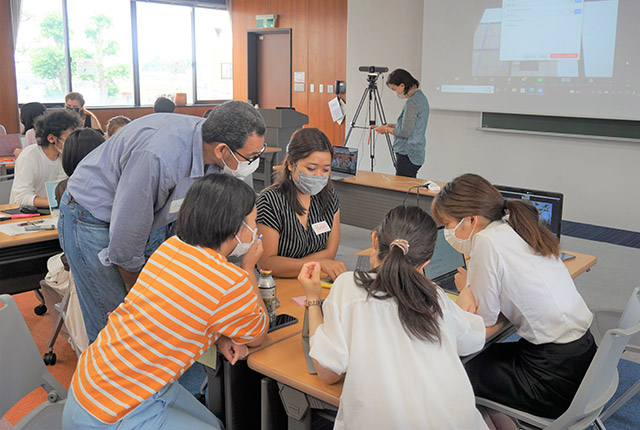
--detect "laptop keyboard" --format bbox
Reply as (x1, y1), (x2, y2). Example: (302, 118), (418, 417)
(436, 276), (458, 294)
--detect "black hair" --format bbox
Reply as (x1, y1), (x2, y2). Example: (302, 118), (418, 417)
(62, 129), (105, 176)
(355, 205), (442, 342)
(154, 97), (176, 113)
(34, 109), (82, 147)
(201, 101), (266, 151)
(177, 174), (256, 249)
(270, 128), (334, 216)
(20, 102), (47, 132)
(387, 69), (420, 95)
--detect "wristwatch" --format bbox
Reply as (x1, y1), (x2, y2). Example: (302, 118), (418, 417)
(304, 299), (322, 309)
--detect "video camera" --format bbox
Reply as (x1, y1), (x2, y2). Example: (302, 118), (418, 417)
(358, 66), (389, 74)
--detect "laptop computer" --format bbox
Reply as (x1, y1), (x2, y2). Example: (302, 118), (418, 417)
(45, 180), (62, 219)
(0, 134), (22, 156)
(423, 226), (467, 294)
(330, 146), (358, 180)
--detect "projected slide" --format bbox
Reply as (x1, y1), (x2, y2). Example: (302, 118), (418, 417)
(422, 0), (640, 120)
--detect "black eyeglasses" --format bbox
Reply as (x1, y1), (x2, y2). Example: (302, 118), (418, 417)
(232, 143), (267, 165)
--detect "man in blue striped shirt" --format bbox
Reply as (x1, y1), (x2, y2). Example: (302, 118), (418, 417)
(58, 101), (266, 344)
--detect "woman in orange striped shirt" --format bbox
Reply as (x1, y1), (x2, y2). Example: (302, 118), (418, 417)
(62, 174), (268, 429)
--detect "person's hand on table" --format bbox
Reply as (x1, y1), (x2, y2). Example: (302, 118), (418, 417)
(217, 335), (249, 365)
(454, 267), (467, 292)
(319, 259), (346, 281)
(241, 234), (263, 271)
(456, 286), (477, 313)
(298, 262), (322, 300)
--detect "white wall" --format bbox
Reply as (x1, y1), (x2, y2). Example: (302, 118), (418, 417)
(345, 0), (424, 174)
(346, 0), (640, 231)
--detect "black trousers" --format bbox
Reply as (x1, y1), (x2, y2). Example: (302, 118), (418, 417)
(465, 330), (597, 419)
(394, 153), (421, 178)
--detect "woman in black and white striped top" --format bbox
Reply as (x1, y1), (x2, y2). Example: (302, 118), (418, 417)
(257, 128), (346, 280)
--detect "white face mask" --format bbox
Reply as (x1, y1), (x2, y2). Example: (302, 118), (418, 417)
(229, 221), (257, 257)
(222, 149), (260, 178)
(395, 85), (406, 99)
(444, 218), (476, 254)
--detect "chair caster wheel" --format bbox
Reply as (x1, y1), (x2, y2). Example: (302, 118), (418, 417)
(34, 304), (47, 315)
(43, 352), (57, 366)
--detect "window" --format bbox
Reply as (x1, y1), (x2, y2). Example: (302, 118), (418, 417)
(67, 0), (134, 106)
(15, 0), (67, 103)
(195, 7), (233, 101)
(15, 0), (232, 106)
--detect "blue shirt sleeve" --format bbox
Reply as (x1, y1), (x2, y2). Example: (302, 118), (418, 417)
(98, 150), (172, 272)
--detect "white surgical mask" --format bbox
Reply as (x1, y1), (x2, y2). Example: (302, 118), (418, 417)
(223, 149), (260, 178)
(395, 85), (405, 99)
(293, 164), (328, 195)
(444, 218), (476, 255)
(229, 221), (257, 257)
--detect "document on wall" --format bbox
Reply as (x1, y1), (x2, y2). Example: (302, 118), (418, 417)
(329, 97), (345, 124)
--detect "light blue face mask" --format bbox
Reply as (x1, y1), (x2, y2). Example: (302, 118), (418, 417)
(293, 164), (329, 195)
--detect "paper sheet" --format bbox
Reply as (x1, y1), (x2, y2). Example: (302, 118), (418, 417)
(0, 219), (57, 236)
(328, 97), (345, 124)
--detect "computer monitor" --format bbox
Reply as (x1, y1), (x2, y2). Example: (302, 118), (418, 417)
(495, 184), (564, 239)
(330, 146), (358, 180)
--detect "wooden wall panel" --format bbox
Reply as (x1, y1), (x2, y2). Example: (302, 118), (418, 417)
(0, 0), (20, 134)
(232, 0), (346, 146)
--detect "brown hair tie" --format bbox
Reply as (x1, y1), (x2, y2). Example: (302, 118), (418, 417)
(390, 239), (410, 255)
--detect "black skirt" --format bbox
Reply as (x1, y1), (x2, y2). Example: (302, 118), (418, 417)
(465, 330), (597, 419)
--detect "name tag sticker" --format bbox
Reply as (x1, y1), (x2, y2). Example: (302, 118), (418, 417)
(311, 221), (331, 236)
(169, 198), (184, 214)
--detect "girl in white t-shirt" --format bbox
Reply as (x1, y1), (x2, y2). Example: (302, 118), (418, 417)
(298, 205), (489, 429)
(431, 173), (596, 419)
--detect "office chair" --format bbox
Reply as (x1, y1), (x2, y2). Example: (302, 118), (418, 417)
(0, 294), (67, 429)
(589, 286), (640, 421)
(476, 287), (640, 430)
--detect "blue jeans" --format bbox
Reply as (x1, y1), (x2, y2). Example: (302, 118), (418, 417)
(58, 192), (168, 344)
(62, 383), (223, 430)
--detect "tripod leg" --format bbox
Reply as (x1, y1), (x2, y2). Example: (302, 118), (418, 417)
(343, 87), (371, 147)
(373, 87), (397, 168)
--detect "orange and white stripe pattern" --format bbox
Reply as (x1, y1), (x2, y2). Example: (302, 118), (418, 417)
(71, 235), (267, 423)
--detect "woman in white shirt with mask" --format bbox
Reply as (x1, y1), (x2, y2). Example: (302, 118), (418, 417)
(298, 205), (488, 429)
(431, 173), (596, 419)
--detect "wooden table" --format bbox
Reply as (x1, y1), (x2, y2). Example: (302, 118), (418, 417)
(202, 275), (330, 430)
(247, 251), (598, 429)
(0, 156), (15, 177)
(333, 170), (446, 229)
(0, 204), (61, 296)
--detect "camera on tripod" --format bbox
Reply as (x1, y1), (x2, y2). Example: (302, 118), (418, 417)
(358, 66), (389, 74)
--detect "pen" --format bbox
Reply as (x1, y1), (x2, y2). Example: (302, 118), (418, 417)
(18, 219), (45, 227)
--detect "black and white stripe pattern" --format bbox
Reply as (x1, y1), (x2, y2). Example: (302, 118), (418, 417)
(257, 187), (339, 259)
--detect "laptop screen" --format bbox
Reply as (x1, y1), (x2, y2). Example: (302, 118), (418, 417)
(331, 146), (358, 176)
(0, 134), (22, 156)
(495, 185), (564, 239)
(424, 227), (466, 281)
(45, 180), (62, 219)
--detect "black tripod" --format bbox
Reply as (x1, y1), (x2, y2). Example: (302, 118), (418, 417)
(343, 73), (396, 171)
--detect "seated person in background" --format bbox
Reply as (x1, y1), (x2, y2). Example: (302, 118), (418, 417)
(298, 205), (488, 429)
(431, 173), (596, 419)
(257, 128), (346, 280)
(10, 109), (81, 208)
(106, 115), (131, 138)
(65, 92), (102, 132)
(62, 174), (268, 430)
(15, 102), (47, 156)
(55, 129), (105, 205)
(154, 96), (176, 113)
